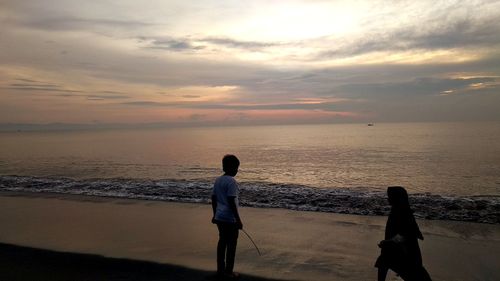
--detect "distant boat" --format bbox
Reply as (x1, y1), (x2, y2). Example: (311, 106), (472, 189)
(367, 123), (374, 126)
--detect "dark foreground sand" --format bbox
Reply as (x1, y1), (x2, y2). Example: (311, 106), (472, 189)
(0, 243), (288, 281)
(0, 192), (499, 281)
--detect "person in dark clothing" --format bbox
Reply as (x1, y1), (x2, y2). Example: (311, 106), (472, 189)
(375, 186), (432, 281)
(211, 155), (243, 279)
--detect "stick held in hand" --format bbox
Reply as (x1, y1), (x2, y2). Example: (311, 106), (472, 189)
(242, 229), (261, 256)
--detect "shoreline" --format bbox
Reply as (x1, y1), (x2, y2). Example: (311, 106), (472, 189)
(0, 191), (499, 281)
(2, 175), (499, 224)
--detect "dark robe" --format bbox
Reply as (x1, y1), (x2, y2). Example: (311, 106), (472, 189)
(375, 207), (431, 281)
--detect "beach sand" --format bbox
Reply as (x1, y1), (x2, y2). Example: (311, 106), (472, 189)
(0, 192), (498, 281)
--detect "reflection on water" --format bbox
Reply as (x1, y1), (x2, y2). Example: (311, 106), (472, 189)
(1, 122), (499, 196)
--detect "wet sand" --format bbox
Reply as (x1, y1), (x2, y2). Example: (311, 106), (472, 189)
(0, 192), (499, 281)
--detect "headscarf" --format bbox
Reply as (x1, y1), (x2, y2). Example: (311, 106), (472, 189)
(387, 186), (411, 211)
(386, 186), (423, 240)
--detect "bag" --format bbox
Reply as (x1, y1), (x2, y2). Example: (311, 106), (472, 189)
(375, 234), (409, 272)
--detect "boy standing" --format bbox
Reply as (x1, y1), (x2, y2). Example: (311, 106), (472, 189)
(211, 154), (243, 279)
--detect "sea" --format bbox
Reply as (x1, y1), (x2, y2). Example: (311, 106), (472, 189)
(1, 122), (499, 224)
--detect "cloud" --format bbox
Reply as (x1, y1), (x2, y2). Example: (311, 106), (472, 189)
(1, 1), (157, 34)
(318, 15), (500, 59)
(56, 93), (129, 100)
(23, 17), (156, 31)
(182, 95), (201, 99)
(337, 77), (500, 100)
(187, 113), (206, 121)
(3, 80), (83, 93)
(118, 97), (354, 113)
(141, 36), (280, 52)
(121, 101), (179, 107)
(3, 79), (130, 100)
(1, 0), (500, 125)
(100, 90), (126, 95)
(144, 37), (205, 51)
(85, 94), (130, 100)
(3, 87), (82, 92)
(192, 101), (345, 111)
(201, 37), (279, 50)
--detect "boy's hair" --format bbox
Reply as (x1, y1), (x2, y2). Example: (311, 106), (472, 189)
(222, 154), (240, 172)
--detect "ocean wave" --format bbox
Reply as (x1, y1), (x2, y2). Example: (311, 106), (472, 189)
(0, 175), (498, 224)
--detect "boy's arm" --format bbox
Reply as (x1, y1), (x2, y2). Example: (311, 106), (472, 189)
(211, 194), (217, 224)
(228, 196), (243, 229)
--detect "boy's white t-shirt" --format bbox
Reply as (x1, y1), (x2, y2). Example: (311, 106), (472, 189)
(212, 175), (239, 223)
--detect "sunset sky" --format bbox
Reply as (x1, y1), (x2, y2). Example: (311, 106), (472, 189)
(1, 0), (499, 127)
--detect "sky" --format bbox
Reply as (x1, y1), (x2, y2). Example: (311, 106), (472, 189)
(1, 0), (500, 128)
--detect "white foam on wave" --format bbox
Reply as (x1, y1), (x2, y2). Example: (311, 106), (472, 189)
(0, 175), (498, 224)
